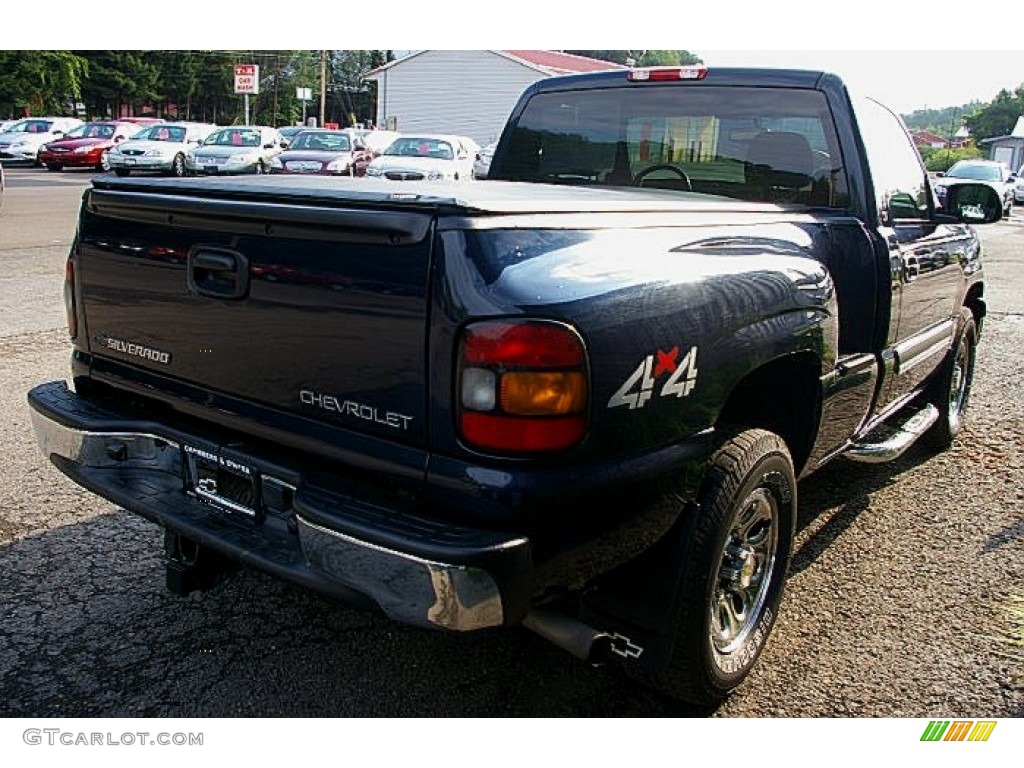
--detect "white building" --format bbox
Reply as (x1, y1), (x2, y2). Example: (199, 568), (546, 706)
(364, 50), (625, 146)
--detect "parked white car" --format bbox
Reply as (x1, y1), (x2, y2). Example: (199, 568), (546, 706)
(934, 159), (1015, 217)
(473, 141), (497, 179)
(108, 122), (219, 177)
(185, 126), (285, 175)
(0, 117), (83, 165)
(365, 134), (477, 181)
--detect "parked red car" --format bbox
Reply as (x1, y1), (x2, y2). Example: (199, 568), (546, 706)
(268, 128), (375, 176)
(38, 121), (142, 171)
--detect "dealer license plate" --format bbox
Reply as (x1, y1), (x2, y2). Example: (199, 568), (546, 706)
(185, 445), (257, 517)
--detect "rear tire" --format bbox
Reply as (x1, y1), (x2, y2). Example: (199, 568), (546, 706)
(169, 154), (186, 177)
(114, 168), (130, 177)
(631, 428), (796, 705)
(924, 309), (977, 452)
(46, 163), (62, 172)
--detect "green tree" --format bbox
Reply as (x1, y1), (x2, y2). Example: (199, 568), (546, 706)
(0, 50), (88, 117)
(326, 50), (392, 127)
(919, 143), (983, 173)
(566, 50), (702, 66)
(76, 51), (161, 118)
(963, 84), (1024, 141)
(902, 102), (985, 137)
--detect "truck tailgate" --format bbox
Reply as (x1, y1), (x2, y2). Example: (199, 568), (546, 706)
(76, 180), (435, 448)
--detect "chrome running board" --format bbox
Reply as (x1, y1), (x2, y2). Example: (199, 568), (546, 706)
(845, 404), (939, 464)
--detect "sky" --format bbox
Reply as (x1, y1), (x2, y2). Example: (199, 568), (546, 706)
(386, 49), (1023, 115)
(12, 2), (1024, 115)
(691, 50), (1022, 114)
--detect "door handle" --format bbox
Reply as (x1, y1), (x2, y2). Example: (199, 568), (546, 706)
(187, 247), (249, 299)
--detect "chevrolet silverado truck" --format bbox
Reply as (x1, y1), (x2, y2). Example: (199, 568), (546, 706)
(28, 66), (1003, 705)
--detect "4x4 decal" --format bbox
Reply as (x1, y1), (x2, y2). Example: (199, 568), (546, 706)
(607, 346), (699, 410)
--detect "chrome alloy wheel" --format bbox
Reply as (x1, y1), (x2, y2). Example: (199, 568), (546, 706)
(947, 334), (970, 434)
(710, 486), (779, 654)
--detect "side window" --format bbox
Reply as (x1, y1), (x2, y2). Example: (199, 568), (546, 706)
(854, 96), (932, 223)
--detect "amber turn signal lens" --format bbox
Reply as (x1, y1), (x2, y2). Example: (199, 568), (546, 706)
(500, 371), (586, 416)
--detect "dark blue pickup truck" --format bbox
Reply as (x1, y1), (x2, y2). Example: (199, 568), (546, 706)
(28, 66), (1003, 705)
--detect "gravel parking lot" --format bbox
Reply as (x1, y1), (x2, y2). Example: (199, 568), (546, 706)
(0, 167), (1020, 717)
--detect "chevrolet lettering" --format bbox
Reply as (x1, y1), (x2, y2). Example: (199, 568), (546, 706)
(299, 389), (413, 430)
(29, 66), (1000, 706)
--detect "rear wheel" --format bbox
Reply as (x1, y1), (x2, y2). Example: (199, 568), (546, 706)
(632, 428), (796, 705)
(114, 168), (130, 177)
(924, 308), (977, 451)
(97, 152), (110, 172)
(169, 153), (186, 177)
(46, 163), (62, 172)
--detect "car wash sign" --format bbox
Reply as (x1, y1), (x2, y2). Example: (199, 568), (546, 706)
(234, 64), (260, 95)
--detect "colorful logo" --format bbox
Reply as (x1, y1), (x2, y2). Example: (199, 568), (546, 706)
(920, 720), (997, 742)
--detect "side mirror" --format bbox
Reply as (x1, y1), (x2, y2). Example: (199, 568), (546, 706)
(935, 171), (945, 178)
(264, 142), (275, 149)
(943, 183), (1003, 223)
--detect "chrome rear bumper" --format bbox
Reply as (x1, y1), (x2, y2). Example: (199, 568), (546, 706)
(28, 380), (531, 631)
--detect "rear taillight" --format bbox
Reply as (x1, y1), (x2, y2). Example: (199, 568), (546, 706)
(457, 320), (588, 453)
(64, 258), (77, 339)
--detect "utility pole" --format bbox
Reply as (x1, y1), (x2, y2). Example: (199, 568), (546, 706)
(945, 109), (960, 170)
(272, 51), (280, 127)
(319, 50), (327, 127)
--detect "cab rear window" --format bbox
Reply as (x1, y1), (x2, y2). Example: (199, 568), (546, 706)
(497, 85), (850, 208)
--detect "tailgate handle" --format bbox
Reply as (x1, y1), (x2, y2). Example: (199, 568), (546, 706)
(188, 247), (249, 299)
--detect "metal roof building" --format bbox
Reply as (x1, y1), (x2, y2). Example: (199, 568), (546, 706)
(364, 50), (624, 146)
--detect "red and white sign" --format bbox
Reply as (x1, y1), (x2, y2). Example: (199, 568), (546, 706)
(234, 64), (260, 95)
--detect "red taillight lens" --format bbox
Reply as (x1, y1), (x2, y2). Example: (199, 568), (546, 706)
(458, 320), (588, 453)
(463, 322), (585, 367)
(627, 66), (708, 82)
(460, 412), (586, 453)
(64, 258), (77, 339)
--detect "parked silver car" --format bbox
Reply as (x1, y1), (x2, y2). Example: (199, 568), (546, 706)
(365, 134), (478, 181)
(185, 126), (284, 175)
(108, 122), (218, 177)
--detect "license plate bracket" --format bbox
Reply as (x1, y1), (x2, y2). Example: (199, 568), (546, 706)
(185, 445), (258, 518)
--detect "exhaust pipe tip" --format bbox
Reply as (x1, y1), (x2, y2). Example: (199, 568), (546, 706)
(522, 607), (614, 665)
